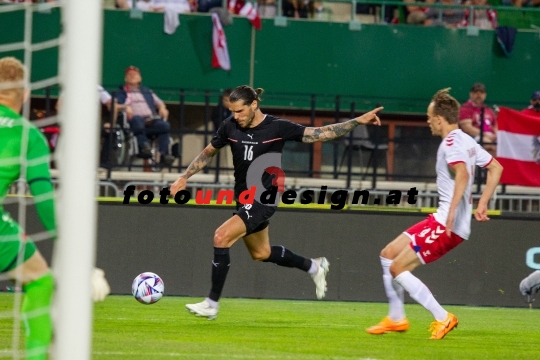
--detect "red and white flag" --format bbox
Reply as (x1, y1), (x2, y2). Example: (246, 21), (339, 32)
(211, 13), (230, 71)
(496, 106), (540, 186)
(239, 2), (262, 30)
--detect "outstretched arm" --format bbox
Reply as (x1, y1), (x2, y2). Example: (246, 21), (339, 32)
(302, 107), (383, 143)
(170, 144), (221, 196)
(474, 158), (503, 222)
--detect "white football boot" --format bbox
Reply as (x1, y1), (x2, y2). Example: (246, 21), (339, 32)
(185, 299), (218, 320)
(311, 257), (330, 300)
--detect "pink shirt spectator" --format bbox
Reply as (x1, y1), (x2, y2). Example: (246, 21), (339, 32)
(123, 86), (164, 119)
(459, 99), (497, 135)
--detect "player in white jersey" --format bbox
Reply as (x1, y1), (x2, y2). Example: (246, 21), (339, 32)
(366, 88), (503, 340)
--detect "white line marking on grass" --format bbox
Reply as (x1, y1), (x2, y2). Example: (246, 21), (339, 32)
(93, 351), (377, 360)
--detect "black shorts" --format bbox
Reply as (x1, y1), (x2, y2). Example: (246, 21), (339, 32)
(235, 201), (276, 236)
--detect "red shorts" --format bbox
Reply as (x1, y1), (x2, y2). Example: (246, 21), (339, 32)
(404, 214), (463, 264)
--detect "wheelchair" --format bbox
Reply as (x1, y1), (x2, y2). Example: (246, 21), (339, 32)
(100, 112), (177, 171)
(100, 112), (138, 169)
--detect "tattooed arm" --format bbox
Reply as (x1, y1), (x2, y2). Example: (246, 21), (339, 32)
(170, 144), (220, 196)
(302, 106), (383, 144)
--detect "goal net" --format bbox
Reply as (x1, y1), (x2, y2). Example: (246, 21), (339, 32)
(0, 1), (102, 359)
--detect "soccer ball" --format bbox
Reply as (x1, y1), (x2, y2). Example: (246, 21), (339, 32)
(132, 272), (164, 304)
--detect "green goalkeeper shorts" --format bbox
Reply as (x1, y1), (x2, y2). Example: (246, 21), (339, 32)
(0, 212), (37, 273)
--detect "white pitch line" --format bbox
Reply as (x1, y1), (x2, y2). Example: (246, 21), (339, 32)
(92, 351), (377, 360)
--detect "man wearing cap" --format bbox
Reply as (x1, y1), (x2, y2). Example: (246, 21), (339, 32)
(115, 66), (174, 166)
(522, 90), (540, 117)
(459, 82), (498, 156)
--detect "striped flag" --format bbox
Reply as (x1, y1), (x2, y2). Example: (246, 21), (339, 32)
(211, 13), (230, 71)
(496, 106), (540, 186)
(239, 2), (262, 30)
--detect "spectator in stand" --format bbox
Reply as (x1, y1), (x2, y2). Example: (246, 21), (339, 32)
(458, 0), (498, 30)
(425, 0), (465, 27)
(115, 66), (174, 166)
(116, 0), (156, 11)
(197, 0), (222, 12)
(459, 82), (498, 156)
(522, 90), (540, 117)
(404, 0), (436, 25)
(2, 0), (56, 2)
(211, 88), (232, 131)
(258, 0), (277, 18)
(153, 0), (195, 13)
(504, 0), (540, 7)
(282, 0), (313, 18)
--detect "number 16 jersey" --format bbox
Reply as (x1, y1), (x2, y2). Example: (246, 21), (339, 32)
(211, 115), (306, 199)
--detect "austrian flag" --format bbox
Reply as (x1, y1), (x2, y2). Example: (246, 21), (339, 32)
(211, 13), (230, 71)
(229, 0), (262, 30)
(496, 107), (540, 186)
(239, 2), (262, 30)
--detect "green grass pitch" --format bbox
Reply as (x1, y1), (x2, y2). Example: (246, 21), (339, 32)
(1, 294), (539, 359)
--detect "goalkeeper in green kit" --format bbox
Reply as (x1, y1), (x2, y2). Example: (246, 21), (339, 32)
(0, 56), (110, 359)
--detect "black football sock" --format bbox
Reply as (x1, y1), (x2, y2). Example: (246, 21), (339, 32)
(208, 247), (230, 302)
(263, 245), (311, 272)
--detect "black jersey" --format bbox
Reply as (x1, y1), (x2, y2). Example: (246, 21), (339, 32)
(211, 114), (306, 199)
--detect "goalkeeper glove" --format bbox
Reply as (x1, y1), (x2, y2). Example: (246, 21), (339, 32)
(92, 268), (110, 302)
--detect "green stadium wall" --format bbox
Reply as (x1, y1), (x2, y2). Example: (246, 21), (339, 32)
(1, 8), (539, 113)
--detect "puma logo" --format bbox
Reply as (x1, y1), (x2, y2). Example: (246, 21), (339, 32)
(246, 211), (252, 219)
(247, 134), (254, 140)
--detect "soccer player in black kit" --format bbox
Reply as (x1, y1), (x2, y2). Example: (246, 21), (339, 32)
(170, 85), (382, 319)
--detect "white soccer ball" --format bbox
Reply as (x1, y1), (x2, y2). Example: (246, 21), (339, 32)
(132, 272), (164, 305)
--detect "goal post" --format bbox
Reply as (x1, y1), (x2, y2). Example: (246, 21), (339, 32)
(53, 0), (102, 359)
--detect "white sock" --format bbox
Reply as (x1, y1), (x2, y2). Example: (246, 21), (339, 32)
(380, 256), (405, 321)
(205, 297), (219, 309)
(394, 271), (447, 321)
(308, 259), (318, 276)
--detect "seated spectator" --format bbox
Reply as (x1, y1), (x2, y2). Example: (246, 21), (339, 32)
(211, 88), (232, 131)
(404, 0), (436, 25)
(505, 0), (540, 7)
(459, 82), (498, 156)
(282, 0), (313, 18)
(153, 0), (194, 13)
(425, 0), (465, 27)
(116, 0), (156, 11)
(115, 66), (174, 166)
(197, 0), (222, 12)
(458, 0), (498, 30)
(522, 90), (540, 117)
(258, 0), (277, 18)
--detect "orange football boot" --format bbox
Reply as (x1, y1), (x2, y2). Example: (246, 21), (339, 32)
(428, 313), (458, 340)
(366, 316), (410, 335)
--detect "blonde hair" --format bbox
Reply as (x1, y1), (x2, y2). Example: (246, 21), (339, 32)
(0, 57), (26, 101)
(431, 88), (460, 124)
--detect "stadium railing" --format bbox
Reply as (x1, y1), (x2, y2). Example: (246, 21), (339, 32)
(39, 86), (540, 193)
(269, 0), (540, 30)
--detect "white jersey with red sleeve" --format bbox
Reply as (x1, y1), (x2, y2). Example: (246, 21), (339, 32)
(433, 129), (493, 240)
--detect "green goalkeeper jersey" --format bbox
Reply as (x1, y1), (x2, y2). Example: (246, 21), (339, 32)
(0, 104), (56, 236)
